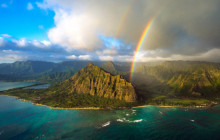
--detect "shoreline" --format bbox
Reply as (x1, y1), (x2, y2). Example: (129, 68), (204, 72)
(0, 95), (216, 110)
(5, 96), (101, 110)
(0, 95), (101, 110)
(131, 104), (212, 109)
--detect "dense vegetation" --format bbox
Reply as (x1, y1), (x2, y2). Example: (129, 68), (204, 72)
(1, 60), (220, 108)
(46, 63), (137, 102)
(38, 71), (76, 84)
(133, 61), (220, 101)
(145, 96), (214, 107)
(0, 88), (136, 108)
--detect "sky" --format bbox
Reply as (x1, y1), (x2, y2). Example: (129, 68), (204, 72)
(0, 0), (220, 63)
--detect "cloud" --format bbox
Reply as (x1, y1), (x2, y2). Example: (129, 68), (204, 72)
(27, 3), (34, 10)
(35, 0), (220, 62)
(66, 55), (77, 60)
(2, 49), (20, 54)
(0, 36), (76, 63)
(96, 49), (118, 55)
(0, 37), (6, 47)
(0, 39), (65, 63)
(47, 10), (102, 51)
(1, 34), (11, 38)
(115, 55), (133, 62)
(0, 54), (24, 61)
(98, 55), (132, 62)
(32, 40), (51, 48)
(1, 4), (7, 8)
(41, 40), (51, 46)
(134, 48), (220, 63)
(98, 56), (113, 61)
(0, 50), (25, 62)
(78, 55), (91, 60)
(12, 38), (28, 47)
(66, 54), (91, 60)
(38, 0), (142, 52)
(9, 37), (52, 49)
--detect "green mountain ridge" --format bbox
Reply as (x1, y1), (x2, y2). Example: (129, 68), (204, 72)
(52, 63), (137, 102)
(1, 60), (220, 108)
(0, 60), (104, 81)
(0, 63), (137, 108)
(134, 61), (220, 101)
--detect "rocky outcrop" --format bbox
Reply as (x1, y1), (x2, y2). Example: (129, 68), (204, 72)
(61, 63), (137, 102)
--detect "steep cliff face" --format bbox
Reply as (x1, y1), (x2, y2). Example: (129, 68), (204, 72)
(60, 63), (137, 102)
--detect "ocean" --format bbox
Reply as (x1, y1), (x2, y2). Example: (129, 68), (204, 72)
(0, 82), (220, 140)
(0, 81), (36, 91)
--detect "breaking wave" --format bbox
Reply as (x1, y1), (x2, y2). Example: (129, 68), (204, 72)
(101, 121), (111, 127)
(117, 118), (143, 123)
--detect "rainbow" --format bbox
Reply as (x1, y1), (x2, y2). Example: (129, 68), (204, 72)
(108, 0), (134, 57)
(114, 0), (133, 38)
(130, 0), (171, 81)
(130, 18), (154, 81)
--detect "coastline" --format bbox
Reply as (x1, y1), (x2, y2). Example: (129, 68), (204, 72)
(0, 95), (215, 110)
(18, 97), (101, 110)
(0, 95), (101, 110)
(132, 105), (179, 108)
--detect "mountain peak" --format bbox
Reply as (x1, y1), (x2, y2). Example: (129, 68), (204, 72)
(87, 62), (95, 67)
(61, 64), (137, 102)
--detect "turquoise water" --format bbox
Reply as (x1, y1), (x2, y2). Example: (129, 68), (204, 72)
(0, 96), (220, 140)
(0, 82), (220, 140)
(0, 81), (36, 91)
